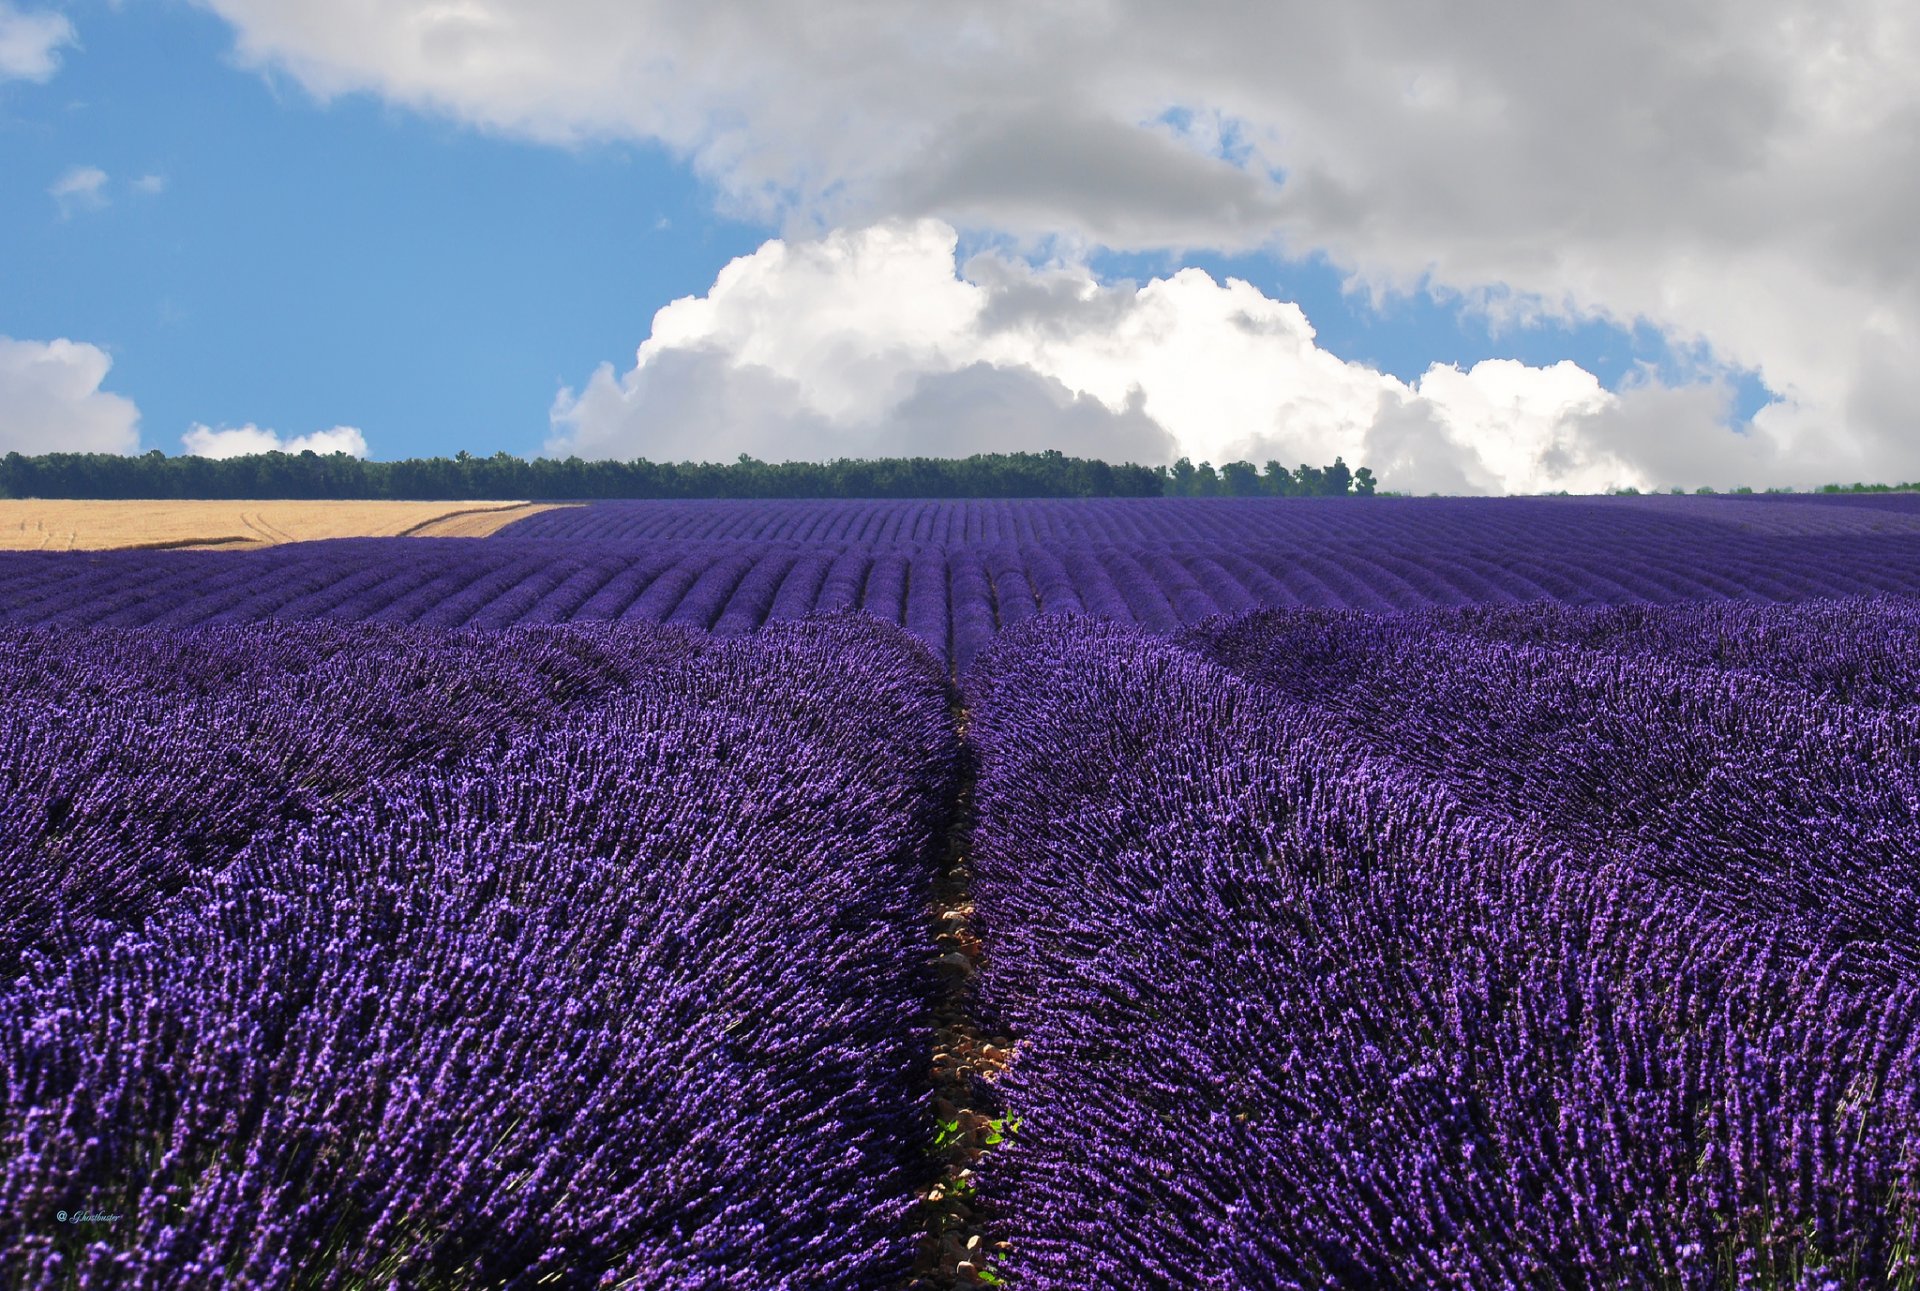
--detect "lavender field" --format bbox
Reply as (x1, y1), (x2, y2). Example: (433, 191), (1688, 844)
(5, 496), (1920, 672)
(4, 496), (1920, 1287)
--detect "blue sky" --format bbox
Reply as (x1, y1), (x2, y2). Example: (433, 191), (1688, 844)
(1, 0), (1908, 492)
(3, 2), (769, 460)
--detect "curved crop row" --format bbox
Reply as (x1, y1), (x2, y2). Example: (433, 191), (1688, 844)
(1188, 609), (1920, 982)
(1396, 597), (1920, 713)
(0, 617), (961, 1288)
(966, 617), (1920, 1288)
(0, 623), (679, 975)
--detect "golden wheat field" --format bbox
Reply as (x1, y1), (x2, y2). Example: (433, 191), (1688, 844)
(0, 500), (572, 551)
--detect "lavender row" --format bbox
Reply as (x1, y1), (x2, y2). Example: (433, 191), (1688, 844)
(1, 616), (960, 1288)
(0, 623), (701, 975)
(12, 532), (1920, 664)
(966, 617), (1920, 1287)
(1387, 597), (1920, 712)
(1187, 607), (1920, 982)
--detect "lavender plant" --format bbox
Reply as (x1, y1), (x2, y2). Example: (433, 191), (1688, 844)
(967, 616), (1920, 1288)
(1, 617), (960, 1287)
(1188, 608), (1920, 981)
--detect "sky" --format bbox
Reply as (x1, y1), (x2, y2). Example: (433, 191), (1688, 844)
(1, 0), (1914, 493)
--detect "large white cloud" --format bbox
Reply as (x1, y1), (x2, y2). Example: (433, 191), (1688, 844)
(0, 1), (74, 82)
(0, 337), (142, 455)
(198, 0), (1920, 486)
(548, 219), (1778, 494)
(183, 423), (370, 458)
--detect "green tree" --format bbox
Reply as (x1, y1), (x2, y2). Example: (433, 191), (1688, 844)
(1219, 460), (1263, 496)
(1168, 457), (1198, 497)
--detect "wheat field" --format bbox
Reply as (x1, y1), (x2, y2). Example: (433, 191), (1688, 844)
(0, 500), (571, 551)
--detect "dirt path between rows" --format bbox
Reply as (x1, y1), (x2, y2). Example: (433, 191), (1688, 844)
(910, 707), (1020, 1289)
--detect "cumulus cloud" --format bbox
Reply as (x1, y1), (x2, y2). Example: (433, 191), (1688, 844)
(548, 219), (1767, 493)
(197, 0), (1920, 485)
(0, 336), (142, 455)
(182, 423), (370, 458)
(548, 220), (1183, 466)
(0, 1), (74, 82)
(888, 365), (1174, 463)
(49, 165), (109, 215)
(553, 350), (840, 464)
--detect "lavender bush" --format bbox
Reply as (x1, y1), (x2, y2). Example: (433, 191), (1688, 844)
(1188, 608), (1920, 982)
(967, 615), (1920, 1288)
(1399, 597), (1920, 712)
(0, 623), (669, 974)
(1, 616), (960, 1287)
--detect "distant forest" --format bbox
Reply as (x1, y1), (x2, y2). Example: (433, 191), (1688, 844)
(0, 449), (1377, 500)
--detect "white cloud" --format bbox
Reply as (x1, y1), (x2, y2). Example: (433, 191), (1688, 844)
(182, 423), (370, 458)
(0, 1), (74, 83)
(1398, 361), (1618, 495)
(549, 220), (1183, 466)
(0, 336), (142, 455)
(131, 174), (168, 195)
(549, 218), (1757, 493)
(49, 165), (109, 215)
(197, 0), (1920, 485)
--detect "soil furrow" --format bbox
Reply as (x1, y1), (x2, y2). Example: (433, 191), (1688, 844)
(909, 706), (1019, 1289)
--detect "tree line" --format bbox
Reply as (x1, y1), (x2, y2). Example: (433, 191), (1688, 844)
(0, 449), (1378, 500)
(1164, 456), (1375, 497)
